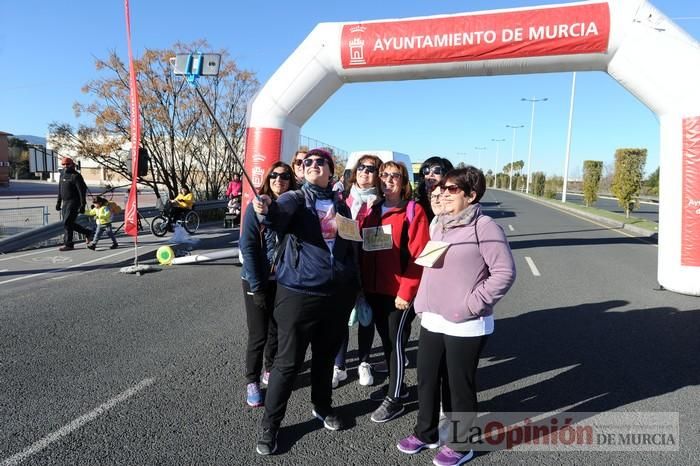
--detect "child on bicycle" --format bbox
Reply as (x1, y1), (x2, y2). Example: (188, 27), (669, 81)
(86, 196), (118, 250)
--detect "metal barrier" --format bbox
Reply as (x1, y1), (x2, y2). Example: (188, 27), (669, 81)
(0, 206), (49, 237)
(0, 200), (227, 254)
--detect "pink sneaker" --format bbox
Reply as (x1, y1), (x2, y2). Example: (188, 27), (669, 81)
(397, 434), (439, 454)
(432, 446), (474, 466)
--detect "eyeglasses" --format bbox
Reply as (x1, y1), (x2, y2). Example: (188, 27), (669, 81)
(441, 184), (463, 195)
(302, 157), (328, 168)
(356, 164), (376, 174)
(422, 165), (444, 176)
(380, 172), (402, 181)
(430, 194), (442, 201)
(269, 172), (291, 181)
(293, 159), (305, 167)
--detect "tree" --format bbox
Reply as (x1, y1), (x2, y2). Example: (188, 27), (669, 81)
(645, 167), (659, 196)
(582, 160), (603, 207)
(7, 137), (30, 179)
(49, 41), (259, 200)
(611, 148), (647, 218)
(531, 171), (546, 196)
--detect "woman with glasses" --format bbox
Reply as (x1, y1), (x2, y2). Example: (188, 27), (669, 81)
(291, 149), (308, 184)
(240, 162), (297, 407)
(417, 156), (454, 222)
(396, 166), (515, 466)
(360, 161), (430, 424)
(252, 148), (359, 455)
(332, 154), (383, 389)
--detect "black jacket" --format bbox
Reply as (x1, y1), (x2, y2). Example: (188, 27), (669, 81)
(57, 167), (87, 207)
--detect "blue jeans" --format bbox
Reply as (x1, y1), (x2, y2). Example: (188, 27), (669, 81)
(93, 223), (117, 246)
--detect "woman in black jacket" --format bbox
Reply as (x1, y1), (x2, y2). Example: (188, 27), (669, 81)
(239, 162), (296, 407)
(252, 148), (359, 455)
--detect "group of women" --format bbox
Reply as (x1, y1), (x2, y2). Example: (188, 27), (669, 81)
(239, 149), (516, 466)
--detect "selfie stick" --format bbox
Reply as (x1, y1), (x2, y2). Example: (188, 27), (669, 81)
(181, 53), (260, 201)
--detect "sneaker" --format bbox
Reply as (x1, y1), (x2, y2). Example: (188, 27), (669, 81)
(358, 362), (374, 386)
(110, 243), (119, 249)
(261, 370), (270, 385)
(87, 243), (96, 251)
(58, 245), (74, 251)
(246, 382), (263, 407)
(331, 366), (347, 389)
(311, 408), (345, 431)
(370, 398), (405, 423)
(369, 385), (409, 402)
(397, 434), (440, 454)
(433, 447), (474, 466)
(256, 427), (278, 455)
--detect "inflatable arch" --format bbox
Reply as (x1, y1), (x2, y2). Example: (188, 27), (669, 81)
(243, 0), (700, 296)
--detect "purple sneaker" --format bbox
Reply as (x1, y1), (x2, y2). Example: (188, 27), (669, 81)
(397, 434), (439, 454)
(433, 447), (474, 466)
(246, 382), (263, 407)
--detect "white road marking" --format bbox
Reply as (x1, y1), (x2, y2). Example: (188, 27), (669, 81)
(0, 269), (8, 273)
(0, 249), (138, 286)
(508, 224), (514, 231)
(524, 256), (541, 277)
(0, 249), (50, 262)
(1, 378), (155, 466)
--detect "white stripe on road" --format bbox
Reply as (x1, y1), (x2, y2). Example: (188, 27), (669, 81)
(508, 224), (514, 232)
(0, 269), (8, 273)
(0, 378), (155, 466)
(524, 256), (541, 277)
(0, 249), (50, 262)
(0, 249), (140, 286)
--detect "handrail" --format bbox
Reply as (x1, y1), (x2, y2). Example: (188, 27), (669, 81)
(0, 200), (228, 254)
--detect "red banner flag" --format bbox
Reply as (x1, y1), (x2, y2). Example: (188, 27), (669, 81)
(124, 0), (141, 237)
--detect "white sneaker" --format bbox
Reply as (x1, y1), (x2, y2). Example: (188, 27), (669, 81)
(331, 366), (347, 389)
(358, 362), (374, 386)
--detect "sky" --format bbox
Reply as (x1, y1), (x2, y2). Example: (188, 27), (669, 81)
(2, 0), (699, 177)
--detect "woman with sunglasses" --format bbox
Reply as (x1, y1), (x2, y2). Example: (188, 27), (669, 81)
(360, 161), (430, 424)
(240, 162), (297, 407)
(397, 166), (515, 466)
(416, 156), (454, 222)
(252, 148), (359, 455)
(332, 154), (383, 389)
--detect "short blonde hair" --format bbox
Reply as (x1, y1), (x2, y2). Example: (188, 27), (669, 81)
(379, 161), (412, 200)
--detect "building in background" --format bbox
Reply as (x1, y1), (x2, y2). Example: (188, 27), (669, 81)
(0, 131), (12, 186)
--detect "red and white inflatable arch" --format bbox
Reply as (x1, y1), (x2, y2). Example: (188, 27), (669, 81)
(243, 0), (700, 296)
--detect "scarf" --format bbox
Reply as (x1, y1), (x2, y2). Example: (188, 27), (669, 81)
(433, 203), (480, 233)
(303, 181), (335, 201)
(349, 184), (378, 219)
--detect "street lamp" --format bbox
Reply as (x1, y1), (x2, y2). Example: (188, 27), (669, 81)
(562, 72), (577, 203)
(491, 138), (505, 188)
(474, 146), (487, 170)
(521, 96), (548, 194)
(505, 124), (524, 190)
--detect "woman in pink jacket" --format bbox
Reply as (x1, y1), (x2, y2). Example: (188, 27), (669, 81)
(397, 166), (516, 466)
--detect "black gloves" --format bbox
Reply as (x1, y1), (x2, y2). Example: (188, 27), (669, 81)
(56, 201), (61, 211)
(252, 292), (267, 309)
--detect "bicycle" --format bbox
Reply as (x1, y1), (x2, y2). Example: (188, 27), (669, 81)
(150, 204), (200, 237)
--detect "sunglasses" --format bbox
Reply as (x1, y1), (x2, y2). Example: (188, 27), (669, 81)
(269, 171), (291, 181)
(422, 165), (444, 176)
(380, 172), (402, 181)
(302, 157), (328, 168)
(293, 159), (305, 167)
(356, 164), (376, 174)
(441, 184), (463, 195)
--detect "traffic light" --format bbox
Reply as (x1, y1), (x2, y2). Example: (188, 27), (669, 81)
(127, 147), (149, 177)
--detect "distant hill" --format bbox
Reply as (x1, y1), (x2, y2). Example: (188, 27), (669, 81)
(13, 135), (47, 146)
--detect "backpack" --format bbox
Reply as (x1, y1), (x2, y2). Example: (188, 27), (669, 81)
(108, 201), (123, 215)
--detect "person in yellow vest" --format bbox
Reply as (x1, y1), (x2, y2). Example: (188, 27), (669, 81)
(169, 185), (194, 223)
(86, 196), (118, 250)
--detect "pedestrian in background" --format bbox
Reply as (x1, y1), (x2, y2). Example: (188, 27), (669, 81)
(56, 157), (92, 251)
(397, 166), (516, 466)
(252, 148), (358, 456)
(239, 162), (296, 407)
(85, 196), (118, 250)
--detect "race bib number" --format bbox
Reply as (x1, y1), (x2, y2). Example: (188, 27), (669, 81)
(362, 224), (393, 251)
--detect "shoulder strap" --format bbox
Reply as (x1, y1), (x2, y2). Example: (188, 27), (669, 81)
(406, 200), (415, 224)
(474, 215), (480, 248)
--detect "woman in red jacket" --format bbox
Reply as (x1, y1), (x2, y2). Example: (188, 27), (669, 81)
(360, 161), (430, 423)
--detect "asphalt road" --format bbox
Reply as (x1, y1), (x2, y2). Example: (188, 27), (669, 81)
(1, 191), (697, 465)
(554, 192), (659, 223)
